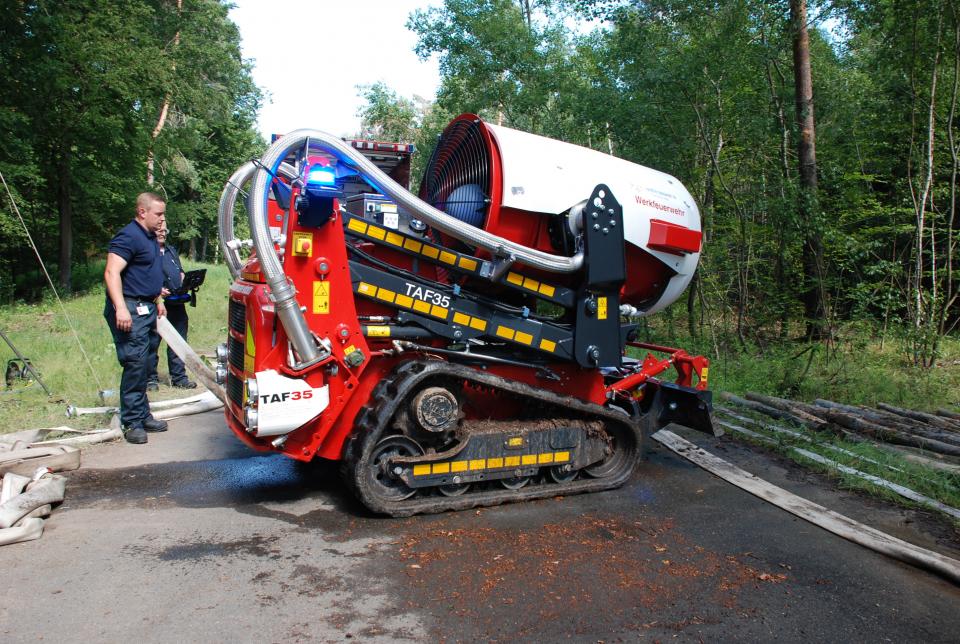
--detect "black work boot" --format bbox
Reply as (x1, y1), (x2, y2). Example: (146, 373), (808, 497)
(143, 417), (168, 432)
(146, 380), (160, 392)
(123, 426), (148, 444)
(172, 379), (197, 389)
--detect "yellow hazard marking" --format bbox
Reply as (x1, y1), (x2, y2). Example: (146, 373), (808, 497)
(453, 312), (471, 326)
(538, 453), (554, 464)
(422, 245), (440, 259)
(365, 325), (391, 337)
(413, 464), (431, 476)
(504, 455), (521, 467)
(514, 331), (533, 345)
(292, 231), (313, 257)
(487, 457), (504, 469)
(385, 232), (404, 246)
(458, 257), (478, 271)
(439, 250), (457, 265)
(507, 437), (524, 447)
(496, 325), (515, 340)
(469, 459), (486, 471)
(412, 300), (431, 314)
(555, 452), (570, 463)
(344, 345), (357, 355)
(521, 454), (538, 465)
(358, 282), (377, 296)
(347, 218), (368, 234)
(403, 239), (423, 253)
(432, 462), (450, 474)
(367, 225), (386, 240)
(430, 305), (449, 319)
(395, 294), (414, 308)
(538, 283), (556, 297)
(539, 338), (556, 353)
(451, 461), (468, 473)
(313, 281), (330, 314)
(506, 272), (523, 286)
(376, 287), (396, 303)
(701, 367), (709, 382)
(470, 318), (487, 331)
(597, 296), (608, 320)
(522, 277), (539, 291)
(245, 322), (256, 357)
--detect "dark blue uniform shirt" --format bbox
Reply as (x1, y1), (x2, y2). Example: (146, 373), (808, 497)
(108, 220), (163, 299)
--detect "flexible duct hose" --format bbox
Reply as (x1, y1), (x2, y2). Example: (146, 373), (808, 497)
(218, 161), (297, 280)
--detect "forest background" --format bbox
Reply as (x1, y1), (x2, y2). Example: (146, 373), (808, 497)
(0, 0), (958, 408)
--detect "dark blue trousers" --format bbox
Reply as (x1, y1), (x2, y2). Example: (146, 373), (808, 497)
(148, 304), (189, 385)
(104, 298), (156, 428)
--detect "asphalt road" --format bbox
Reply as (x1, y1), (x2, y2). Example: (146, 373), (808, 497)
(1, 410), (958, 643)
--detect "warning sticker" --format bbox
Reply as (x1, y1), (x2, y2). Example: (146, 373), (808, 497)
(313, 281), (330, 314)
(597, 296), (608, 320)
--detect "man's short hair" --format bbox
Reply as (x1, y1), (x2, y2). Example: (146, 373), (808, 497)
(136, 192), (165, 212)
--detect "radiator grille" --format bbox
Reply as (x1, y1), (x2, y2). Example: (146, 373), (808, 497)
(228, 335), (245, 372)
(226, 372), (244, 408)
(229, 299), (246, 335)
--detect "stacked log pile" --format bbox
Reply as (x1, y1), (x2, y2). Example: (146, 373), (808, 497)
(720, 393), (960, 462)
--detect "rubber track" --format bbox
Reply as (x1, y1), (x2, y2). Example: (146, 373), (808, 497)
(341, 360), (646, 517)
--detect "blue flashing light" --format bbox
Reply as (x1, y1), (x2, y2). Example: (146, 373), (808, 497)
(307, 165), (337, 186)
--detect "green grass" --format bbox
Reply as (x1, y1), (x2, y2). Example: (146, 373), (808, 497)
(0, 260), (234, 432)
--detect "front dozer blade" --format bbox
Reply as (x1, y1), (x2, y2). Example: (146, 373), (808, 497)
(654, 382), (719, 437)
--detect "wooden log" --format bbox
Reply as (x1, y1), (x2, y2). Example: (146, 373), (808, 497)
(814, 399), (960, 447)
(744, 392), (830, 424)
(720, 393), (826, 430)
(823, 410), (960, 457)
(937, 408), (960, 422)
(877, 403), (960, 433)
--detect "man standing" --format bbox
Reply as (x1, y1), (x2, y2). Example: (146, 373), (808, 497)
(103, 192), (170, 444)
(146, 225), (197, 390)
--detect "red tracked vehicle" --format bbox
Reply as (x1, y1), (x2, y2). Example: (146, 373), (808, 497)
(216, 116), (716, 516)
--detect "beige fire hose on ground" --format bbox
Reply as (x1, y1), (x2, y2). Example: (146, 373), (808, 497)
(0, 469), (67, 546)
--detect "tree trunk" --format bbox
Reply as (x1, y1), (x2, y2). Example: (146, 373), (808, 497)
(56, 149), (72, 294)
(790, 0), (826, 339)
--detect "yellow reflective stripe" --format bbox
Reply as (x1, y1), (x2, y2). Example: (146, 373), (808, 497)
(469, 459), (486, 471)
(522, 277), (539, 291)
(412, 300), (431, 314)
(367, 225), (386, 240)
(422, 245), (440, 259)
(521, 454), (537, 465)
(458, 257), (478, 271)
(554, 451), (570, 463)
(496, 325), (515, 340)
(539, 339), (556, 353)
(403, 239), (423, 253)
(393, 294), (412, 308)
(538, 453), (554, 464)
(347, 218), (367, 234)
(358, 282), (377, 296)
(439, 250), (457, 265)
(504, 455), (521, 467)
(506, 272), (523, 286)
(432, 462), (450, 474)
(451, 460), (468, 472)
(470, 318), (487, 331)
(413, 464), (431, 476)
(430, 305), (449, 319)
(453, 312), (471, 326)
(376, 287), (396, 303)
(385, 232), (404, 246)
(514, 331), (533, 345)
(487, 457), (504, 469)
(538, 283), (556, 297)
